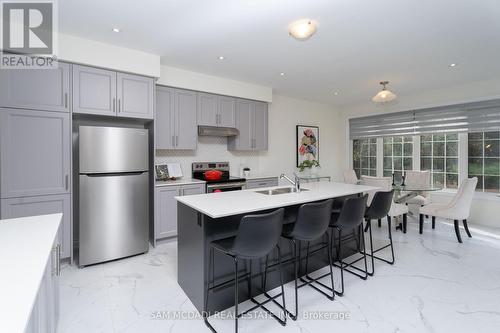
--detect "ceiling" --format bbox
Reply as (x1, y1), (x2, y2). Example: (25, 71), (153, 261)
(59, 0), (500, 107)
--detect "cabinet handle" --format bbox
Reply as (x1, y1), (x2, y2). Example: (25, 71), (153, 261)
(65, 175), (69, 191)
(118, 99), (121, 113)
(57, 244), (61, 276)
(113, 98), (116, 112)
(64, 93), (68, 108)
(172, 135), (175, 147)
(51, 246), (57, 276)
(176, 135), (178, 147)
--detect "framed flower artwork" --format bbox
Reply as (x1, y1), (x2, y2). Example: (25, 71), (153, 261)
(296, 125), (319, 167)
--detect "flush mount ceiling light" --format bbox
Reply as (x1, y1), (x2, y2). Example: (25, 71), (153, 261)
(333, 91), (339, 96)
(372, 81), (397, 103)
(449, 63), (457, 68)
(280, 72), (285, 76)
(288, 19), (317, 40)
(112, 28), (121, 33)
(218, 56), (225, 60)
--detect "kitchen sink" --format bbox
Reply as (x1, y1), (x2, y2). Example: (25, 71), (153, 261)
(255, 187), (309, 195)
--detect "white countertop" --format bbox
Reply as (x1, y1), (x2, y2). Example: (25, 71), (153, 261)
(0, 214), (62, 333)
(176, 182), (377, 218)
(155, 178), (206, 187)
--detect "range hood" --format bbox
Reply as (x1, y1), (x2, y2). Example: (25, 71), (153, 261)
(198, 126), (239, 137)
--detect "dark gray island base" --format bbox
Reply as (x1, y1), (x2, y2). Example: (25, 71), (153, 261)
(177, 196), (362, 314)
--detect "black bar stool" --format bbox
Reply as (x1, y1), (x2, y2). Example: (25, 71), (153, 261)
(268, 199), (334, 320)
(204, 208), (286, 333)
(363, 190), (395, 276)
(328, 194), (369, 295)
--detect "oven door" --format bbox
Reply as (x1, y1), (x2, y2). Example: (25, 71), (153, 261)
(206, 182), (246, 193)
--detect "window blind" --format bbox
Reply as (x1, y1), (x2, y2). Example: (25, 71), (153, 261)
(349, 99), (500, 139)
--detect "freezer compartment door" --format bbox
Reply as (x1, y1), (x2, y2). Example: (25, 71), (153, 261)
(79, 126), (149, 173)
(79, 172), (149, 266)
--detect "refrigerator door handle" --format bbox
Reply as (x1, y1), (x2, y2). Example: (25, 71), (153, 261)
(83, 171), (147, 177)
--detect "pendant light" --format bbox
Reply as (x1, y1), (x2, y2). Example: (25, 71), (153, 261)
(372, 81), (397, 103)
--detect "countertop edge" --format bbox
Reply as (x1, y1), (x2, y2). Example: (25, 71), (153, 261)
(0, 213), (63, 333)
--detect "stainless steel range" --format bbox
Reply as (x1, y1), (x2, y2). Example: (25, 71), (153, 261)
(192, 162), (246, 193)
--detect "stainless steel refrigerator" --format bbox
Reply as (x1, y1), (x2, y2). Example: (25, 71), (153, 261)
(79, 126), (149, 266)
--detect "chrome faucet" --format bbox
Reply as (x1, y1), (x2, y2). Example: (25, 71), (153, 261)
(280, 173), (301, 192)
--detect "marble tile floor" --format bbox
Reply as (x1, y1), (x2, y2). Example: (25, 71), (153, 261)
(57, 217), (500, 333)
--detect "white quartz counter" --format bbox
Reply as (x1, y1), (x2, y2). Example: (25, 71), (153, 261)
(176, 182), (377, 218)
(155, 178), (205, 187)
(0, 213), (62, 333)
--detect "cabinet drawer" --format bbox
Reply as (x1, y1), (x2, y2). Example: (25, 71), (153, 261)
(245, 178), (279, 189)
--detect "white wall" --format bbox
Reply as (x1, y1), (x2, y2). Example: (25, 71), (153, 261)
(58, 33), (161, 77)
(156, 94), (342, 181)
(157, 66), (273, 102)
(259, 94), (343, 181)
(339, 78), (500, 228)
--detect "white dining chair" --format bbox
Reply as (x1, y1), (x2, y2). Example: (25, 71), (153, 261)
(404, 170), (432, 208)
(343, 170), (359, 184)
(360, 176), (409, 232)
(419, 177), (478, 243)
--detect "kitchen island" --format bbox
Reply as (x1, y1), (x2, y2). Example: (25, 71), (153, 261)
(175, 182), (376, 314)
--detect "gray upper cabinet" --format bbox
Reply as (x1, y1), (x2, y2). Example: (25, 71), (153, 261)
(73, 65), (117, 116)
(0, 62), (70, 112)
(156, 86), (175, 149)
(156, 86), (197, 150)
(253, 101), (268, 150)
(228, 99), (253, 150)
(228, 99), (268, 151)
(73, 65), (153, 119)
(218, 96), (236, 127)
(117, 72), (154, 119)
(1, 194), (71, 259)
(197, 93), (218, 126)
(197, 93), (236, 127)
(175, 89), (198, 149)
(0, 109), (71, 198)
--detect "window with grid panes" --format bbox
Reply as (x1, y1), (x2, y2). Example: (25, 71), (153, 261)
(468, 132), (500, 192)
(353, 138), (377, 178)
(383, 136), (413, 183)
(420, 133), (459, 189)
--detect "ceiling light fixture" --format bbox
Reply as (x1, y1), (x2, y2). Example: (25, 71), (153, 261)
(372, 81), (397, 103)
(280, 72), (285, 76)
(112, 28), (121, 33)
(449, 63), (457, 67)
(288, 19), (317, 40)
(333, 91), (339, 96)
(218, 56), (225, 60)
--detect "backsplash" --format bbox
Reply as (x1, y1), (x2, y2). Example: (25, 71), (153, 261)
(155, 136), (261, 178)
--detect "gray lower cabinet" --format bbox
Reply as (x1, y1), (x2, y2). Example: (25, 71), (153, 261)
(0, 108), (71, 198)
(245, 177), (279, 189)
(228, 99), (268, 151)
(25, 237), (60, 333)
(72, 65), (117, 116)
(0, 62), (70, 113)
(73, 65), (154, 119)
(156, 86), (197, 149)
(1, 194), (71, 259)
(154, 183), (204, 242)
(197, 93), (236, 127)
(117, 72), (154, 119)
